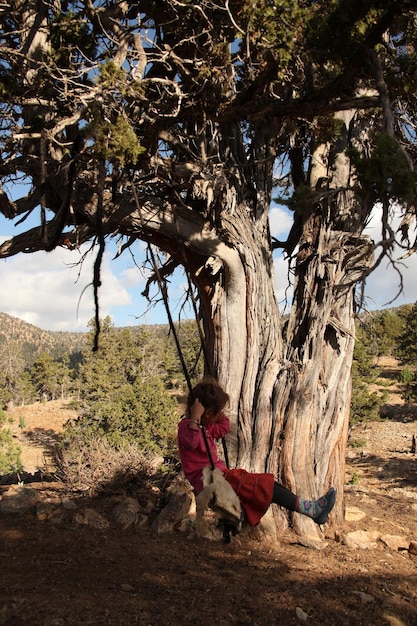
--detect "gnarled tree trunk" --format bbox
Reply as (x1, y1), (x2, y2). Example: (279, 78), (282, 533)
(187, 114), (374, 539)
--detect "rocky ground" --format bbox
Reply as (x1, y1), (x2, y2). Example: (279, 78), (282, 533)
(1, 359), (417, 625)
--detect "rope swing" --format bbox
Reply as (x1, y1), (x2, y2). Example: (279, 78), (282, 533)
(144, 242), (231, 471)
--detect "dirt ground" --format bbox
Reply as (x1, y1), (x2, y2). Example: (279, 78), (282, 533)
(1, 358), (417, 626)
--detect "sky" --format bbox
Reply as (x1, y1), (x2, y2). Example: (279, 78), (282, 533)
(0, 204), (416, 332)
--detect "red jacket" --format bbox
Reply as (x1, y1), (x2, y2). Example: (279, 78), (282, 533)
(178, 414), (275, 526)
(177, 413), (229, 493)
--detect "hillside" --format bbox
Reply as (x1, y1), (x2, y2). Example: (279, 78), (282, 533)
(0, 312), (192, 368)
(0, 312), (87, 365)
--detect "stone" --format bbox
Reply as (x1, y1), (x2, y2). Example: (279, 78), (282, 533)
(295, 607), (308, 621)
(345, 506), (366, 521)
(74, 508), (110, 529)
(351, 590), (375, 603)
(148, 455), (165, 472)
(342, 530), (380, 550)
(382, 614), (408, 626)
(36, 501), (57, 521)
(61, 496), (77, 510)
(379, 534), (409, 551)
(136, 513), (149, 527)
(345, 450), (358, 460)
(0, 485), (40, 513)
(152, 492), (194, 534)
(344, 484), (369, 493)
(112, 497), (140, 529)
(297, 536), (328, 550)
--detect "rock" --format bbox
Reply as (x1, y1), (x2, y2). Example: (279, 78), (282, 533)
(148, 455), (165, 472)
(37, 504), (65, 525)
(379, 534), (409, 551)
(61, 496), (77, 510)
(74, 508), (110, 529)
(139, 497), (157, 515)
(342, 530), (380, 550)
(345, 450), (358, 460)
(343, 484), (369, 494)
(112, 497), (140, 529)
(295, 606), (308, 621)
(351, 590), (375, 603)
(297, 536), (328, 550)
(195, 515), (223, 541)
(36, 501), (57, 521)
(152, 492), (194, 534)
(391, 488), (417, 501)
(345, 506), (366, 521)
(136, 513), (149, 527)
(382, 614), (408, 626)
(0, 485), (40, 513)
(408, 541), (417, 555)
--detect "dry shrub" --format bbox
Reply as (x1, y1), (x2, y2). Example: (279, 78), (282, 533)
(55, 437), (160, 494)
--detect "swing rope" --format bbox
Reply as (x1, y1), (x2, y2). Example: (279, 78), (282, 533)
(181, 263), (230, 468)
(147, 246), (229, 470)
(127, 173), (229, 469)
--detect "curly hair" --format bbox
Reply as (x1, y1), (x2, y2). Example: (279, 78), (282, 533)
(187, 376), (230, 415)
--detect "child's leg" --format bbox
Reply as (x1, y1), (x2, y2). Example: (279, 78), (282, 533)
(272, 483), (298, 510)
(272, 483), (336, 524)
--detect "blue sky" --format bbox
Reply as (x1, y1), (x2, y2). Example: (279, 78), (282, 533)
(0, 204), (416, 331)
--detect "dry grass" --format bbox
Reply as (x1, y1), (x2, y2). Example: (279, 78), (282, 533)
(54, 437), (162, 494)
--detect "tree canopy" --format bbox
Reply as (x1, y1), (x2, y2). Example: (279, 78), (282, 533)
(0, 1), (415, 273)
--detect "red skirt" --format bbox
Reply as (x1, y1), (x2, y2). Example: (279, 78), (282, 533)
(223, 468), (275, 527)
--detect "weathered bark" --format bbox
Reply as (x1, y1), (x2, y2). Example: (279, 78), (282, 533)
(183, 112), (375, 539)
(276, 227), (372, 536)
(191, 208), (373, 538)
(195, 204), (284, 471)
(271, 116), (374, 537)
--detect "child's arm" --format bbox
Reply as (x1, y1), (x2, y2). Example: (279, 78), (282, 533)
(209, 413), (231, 438)
(188, 398), (204, 430)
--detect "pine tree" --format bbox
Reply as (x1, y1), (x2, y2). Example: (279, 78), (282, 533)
(395, 302), (417, 403)
(372, 310), (405, 359)
(74, 318), (179, 453)
(396, 302), (417, 367)
(0, 339), (25, 405)
(350, 324), (386, 424)
(0, 409), (22, 474)
(30, 352), (63, 401)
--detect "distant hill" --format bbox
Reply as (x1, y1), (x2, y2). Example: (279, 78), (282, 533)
(0, 312), (87, 366)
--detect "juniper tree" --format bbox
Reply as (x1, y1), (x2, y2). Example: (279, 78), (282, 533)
(75, 317), (179, 452)
(1, 1), (417, 537)
(396, 302), (417, 367)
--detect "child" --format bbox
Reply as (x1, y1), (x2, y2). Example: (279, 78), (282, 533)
(178, 377), (336, 528)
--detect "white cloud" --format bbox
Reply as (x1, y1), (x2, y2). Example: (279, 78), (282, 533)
(119, 265), (146, 290)
(269, 205), (293, 239)
(273, 254), (293, 314)
(0, 245), (132, 331)
(269, 205), (295, 313)
(363, 204), (417, 309)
